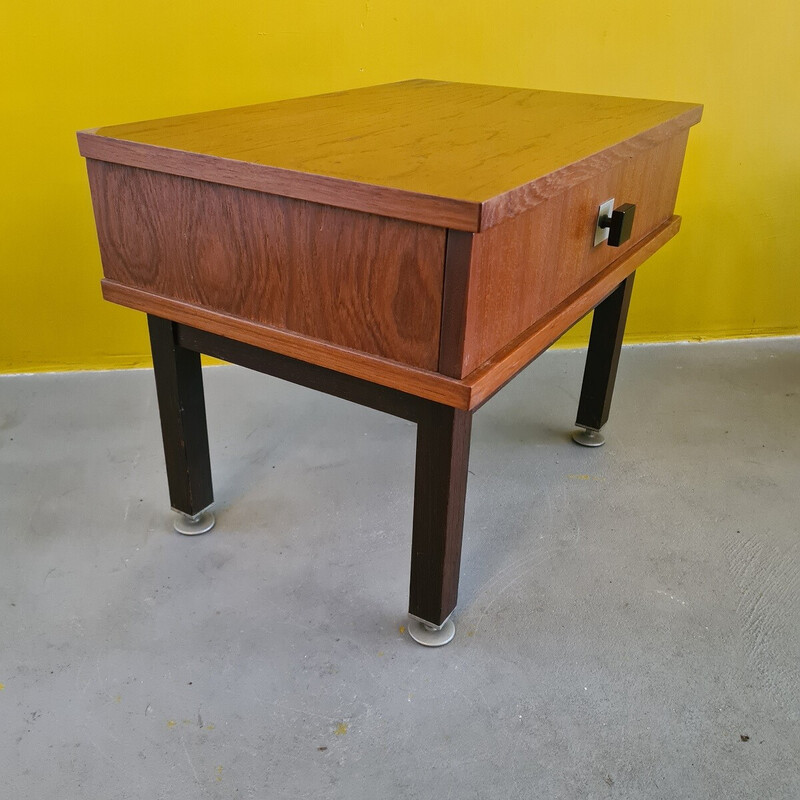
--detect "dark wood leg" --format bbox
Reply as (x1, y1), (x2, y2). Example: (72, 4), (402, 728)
(409, 402), (472, 627)
(575, 272), (636, 434)
(158, 321), (472, 641)
(147, 315), (214, 517)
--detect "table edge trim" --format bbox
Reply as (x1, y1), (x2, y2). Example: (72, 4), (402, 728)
(464, 215), (683, 407)
(100, 280), (473, 408)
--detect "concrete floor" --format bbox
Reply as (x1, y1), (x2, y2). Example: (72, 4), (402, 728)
(1, 338), (798, 799)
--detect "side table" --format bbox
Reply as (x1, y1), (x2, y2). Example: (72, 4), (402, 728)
(79, 80), (701, 645)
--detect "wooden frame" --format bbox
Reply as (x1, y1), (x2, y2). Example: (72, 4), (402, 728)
(150, 316), (473, 626)
(147, 260), (637, 629)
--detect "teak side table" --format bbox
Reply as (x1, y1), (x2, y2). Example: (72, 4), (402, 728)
(79, 80), (702, 646)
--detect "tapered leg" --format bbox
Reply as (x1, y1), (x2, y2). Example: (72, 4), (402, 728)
(574, 273), (636, 446)
(408, 402), (472, 643)
(147, 315), (214, 529)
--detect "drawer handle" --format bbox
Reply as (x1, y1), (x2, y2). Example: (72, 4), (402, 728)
(599, 203), (636, 247)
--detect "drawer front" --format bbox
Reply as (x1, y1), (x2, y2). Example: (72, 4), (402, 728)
(455, 130), (690, 377)
(87, 161), (446, 370)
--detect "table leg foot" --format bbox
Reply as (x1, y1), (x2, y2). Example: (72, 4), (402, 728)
(173, 509), (216, 536)
(572, 428), (606, 447)
(407, 616), (456, 647)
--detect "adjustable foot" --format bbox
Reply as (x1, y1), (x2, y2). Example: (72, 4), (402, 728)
(407, 617), (456, 647)
(572, 428), (605, 448)
(173, 510), (215, 536)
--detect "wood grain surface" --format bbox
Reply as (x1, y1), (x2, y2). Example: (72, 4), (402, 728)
(100, 217), (680, 411)
(88, 160), (446, 370)
(466, 216), (683, 409)
(78, 79), (702, 231)
(448, 131), (689, 377)
(101, 279), (472, 408)
(437, 230), (475, 376)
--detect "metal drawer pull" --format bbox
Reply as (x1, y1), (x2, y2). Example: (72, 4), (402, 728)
(599, 202), (637, 247)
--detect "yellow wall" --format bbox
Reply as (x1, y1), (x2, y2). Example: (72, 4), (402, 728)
(2, 1), (798, 372)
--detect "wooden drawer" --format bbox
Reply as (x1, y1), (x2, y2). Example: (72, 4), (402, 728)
(86, 160), (446, 371)
(443, 129), (690, 378)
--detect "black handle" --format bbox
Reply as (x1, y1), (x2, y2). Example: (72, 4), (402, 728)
(600, 202), (636, 247)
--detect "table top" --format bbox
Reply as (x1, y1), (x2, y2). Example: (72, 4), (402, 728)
(79, 80), (701, 231)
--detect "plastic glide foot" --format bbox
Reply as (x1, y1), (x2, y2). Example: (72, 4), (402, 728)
(407, 617), (456, 647)
(173, 510), (215, 536)
(572, 428), (605, 447)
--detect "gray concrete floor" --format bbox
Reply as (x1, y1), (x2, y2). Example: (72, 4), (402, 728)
(1, 339), (799, 799)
